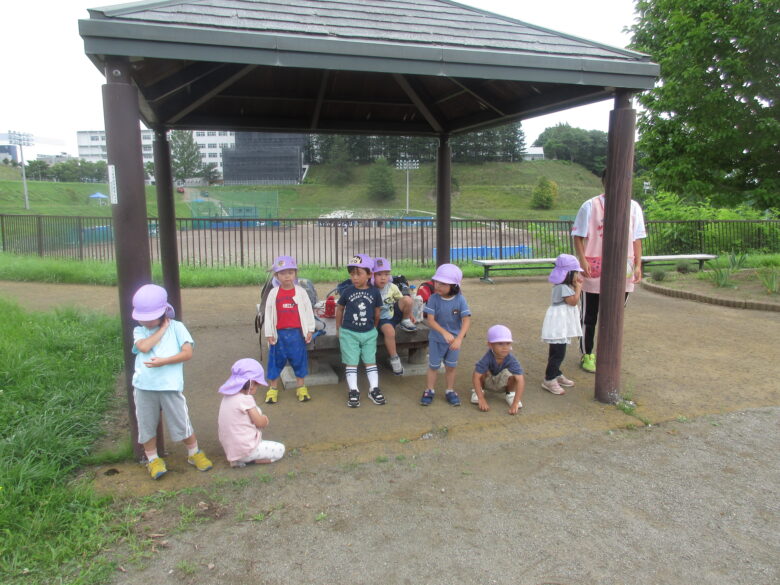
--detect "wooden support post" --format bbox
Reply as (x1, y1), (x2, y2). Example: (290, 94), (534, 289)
(594, 90), (636, 404)
(436, 134), (452, 265)
(153, 127), (182, 319)
(103, 58), (154, 459)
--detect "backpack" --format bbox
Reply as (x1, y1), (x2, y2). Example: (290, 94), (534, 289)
(417, 280), (435, 302)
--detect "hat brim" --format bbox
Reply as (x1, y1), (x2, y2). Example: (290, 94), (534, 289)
(218, 374), (268, 395)
(132, 304), (175, 321)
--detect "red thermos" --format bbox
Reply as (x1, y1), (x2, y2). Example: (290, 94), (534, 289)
(325, 295), (336, 318)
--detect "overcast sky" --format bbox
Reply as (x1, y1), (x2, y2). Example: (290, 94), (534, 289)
(2, 0), (639, 160)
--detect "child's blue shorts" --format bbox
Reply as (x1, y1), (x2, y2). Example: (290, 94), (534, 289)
(428, 339), (460, 369)
(267, 328), (308, 380)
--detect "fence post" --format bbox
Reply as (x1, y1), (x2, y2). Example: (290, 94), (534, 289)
(77, 217), (84, 261)
(0, 215), (5, 252)
(36, 215), (44, 257)
(498, 220), (504, 259)
(239, 219), (245, 267)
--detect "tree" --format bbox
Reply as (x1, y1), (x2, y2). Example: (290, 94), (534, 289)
(530, 176), (558, 209)
(631, 0), (780, 208)
(26, 160), (50, 181)
(199, 162), (221, 185)
(144, 161), (156, 180)
(451, 121), (526, 163)
(534, 124), (607, 174)
(367, 158), (396, 201)
(170, 130), (203, 181)
(50, 160), (83, 183)
(324, 136), (353, 185)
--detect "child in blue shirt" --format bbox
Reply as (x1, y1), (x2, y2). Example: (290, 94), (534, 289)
(420, 263), (471, 406)
(131, 284), (213, 480)
(336, 254), (384, 408)
(470, 325), (525, 415)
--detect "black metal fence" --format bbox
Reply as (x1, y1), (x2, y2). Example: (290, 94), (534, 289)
(2, 214), (779, 268)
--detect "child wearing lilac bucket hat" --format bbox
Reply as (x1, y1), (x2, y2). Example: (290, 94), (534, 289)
(470, 325), (525, 415)
(217, 359), (285, 467)
(262, 255), (316, 405)
(131, 284), (212, 480)
(540, 254), (584, 395)
(420, 263), (472, 407)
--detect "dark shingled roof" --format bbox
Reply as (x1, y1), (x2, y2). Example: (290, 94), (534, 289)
(81, 0), (658, 135)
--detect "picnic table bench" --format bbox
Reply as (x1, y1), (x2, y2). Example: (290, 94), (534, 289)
(474, 254), (718, 283)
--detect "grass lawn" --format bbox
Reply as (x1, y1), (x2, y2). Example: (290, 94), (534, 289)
(0, 299), (125, 584)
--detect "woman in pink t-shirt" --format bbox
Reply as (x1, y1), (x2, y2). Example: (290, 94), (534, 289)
(217, 359), (285, 468)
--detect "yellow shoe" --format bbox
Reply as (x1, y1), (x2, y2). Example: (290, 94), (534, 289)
(147, 457), (167, 480)
(296, 386), (311, 402)
(187, 450), (213, 472)
(264, 388), (279, 404)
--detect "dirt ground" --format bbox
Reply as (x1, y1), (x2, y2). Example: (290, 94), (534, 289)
(1, 279), (779, 585)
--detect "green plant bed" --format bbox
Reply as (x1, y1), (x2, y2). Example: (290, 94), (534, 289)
(645, 269), (780, 305)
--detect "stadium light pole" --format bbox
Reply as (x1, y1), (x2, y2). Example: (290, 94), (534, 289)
(8, 130), (34, 210)
(395, 158), (419, 215)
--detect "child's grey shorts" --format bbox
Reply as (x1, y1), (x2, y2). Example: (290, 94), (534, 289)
(134, 388), (194, 444)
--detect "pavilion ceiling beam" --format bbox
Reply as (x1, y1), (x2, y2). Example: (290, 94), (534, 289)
(161, 64), (257, 124)
(393, 74), (445, 133)
(449, 78), (506, 116)
(140, 62), (226, 104)
(310, 71), (329, 131)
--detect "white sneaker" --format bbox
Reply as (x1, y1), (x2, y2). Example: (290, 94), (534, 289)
(470, 389), (479, 404)
(389, 355), (404, 375)
(541, 379), (566, 395)
(557, 374), (575, 387)
(505, 391), (521, 407)
(399, 318), (417, 332)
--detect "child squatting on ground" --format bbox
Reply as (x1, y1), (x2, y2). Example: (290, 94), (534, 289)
(217, 358), (285, 468)
(470, 325), (525, 415)
(372, 256), (417, 376)
(131, 284), (213, 480)
(263, 255), (316, 404)
(541, 254), (584, 395)
(336, 254), (385, 408)
(421, 263), (472, 406)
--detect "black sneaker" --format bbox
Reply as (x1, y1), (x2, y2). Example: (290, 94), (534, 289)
(347, 390), (360, 408)
(368, 387), (386, 405)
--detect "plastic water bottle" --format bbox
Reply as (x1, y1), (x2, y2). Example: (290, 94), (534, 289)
(412, 291), (424, 323)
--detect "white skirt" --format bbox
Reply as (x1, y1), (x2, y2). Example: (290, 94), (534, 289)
(541, 303), (582, 344)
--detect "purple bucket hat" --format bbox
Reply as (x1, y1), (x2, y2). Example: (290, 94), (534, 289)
(432, 263), (462, 286)
(487, 324), (513, 343)
(132, 284), (175, 321)
(549, 254), (583, 284)
(348, 253), (373, 271)
(219, 358), (268, 395)
(271, 255), (298, 273)
(372, 257), (392, 273)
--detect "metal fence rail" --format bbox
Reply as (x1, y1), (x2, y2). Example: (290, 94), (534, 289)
(3, 214), (779, 268)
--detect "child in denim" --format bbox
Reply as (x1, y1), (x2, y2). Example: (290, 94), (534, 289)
(372, 256), (416, 376)
(263, 255), (315, 404)
(336, 254), (384, 407)
(420, 264), (471, 406)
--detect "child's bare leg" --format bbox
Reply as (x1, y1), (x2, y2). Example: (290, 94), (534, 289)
(295, 376), (305, 387)
(399, 295), (413, 319)
(267, 378), (280, 388)
(381, 323), (398, 355)
(426, 366), (438, 389)
(444, 365), (457, 389)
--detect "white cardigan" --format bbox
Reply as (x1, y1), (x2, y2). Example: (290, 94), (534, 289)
(263, 284), (316, 341)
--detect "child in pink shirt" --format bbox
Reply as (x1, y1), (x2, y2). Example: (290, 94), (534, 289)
(217, 359), (285, 468)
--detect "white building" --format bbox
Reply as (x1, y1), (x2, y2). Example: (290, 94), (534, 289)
(522, 146), (545, 161)
(77, 129), (236, 174)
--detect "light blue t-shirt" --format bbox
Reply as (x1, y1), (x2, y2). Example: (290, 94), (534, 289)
(423, 292), (471, 344)
(132, 320), (194, 391)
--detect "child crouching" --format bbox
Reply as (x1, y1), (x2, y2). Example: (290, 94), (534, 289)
(218, 359), (285, 467)
(470, 325), (525, 415)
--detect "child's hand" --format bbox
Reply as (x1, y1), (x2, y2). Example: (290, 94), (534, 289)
(449, 337), (462, 350)
(442, 331), (455, 344)
(305, 332), (312, 343)
(266, 336), (276, 346)
(575, 273), (584, 286)
(144, 356), (167, 368)
(477, 397), (490, 412)
(508, 403), (520, 415)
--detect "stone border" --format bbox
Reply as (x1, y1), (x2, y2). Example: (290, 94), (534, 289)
(641, 281), (780, 312)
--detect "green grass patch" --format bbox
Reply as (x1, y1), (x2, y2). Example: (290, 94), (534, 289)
(0, 299), (124, 584)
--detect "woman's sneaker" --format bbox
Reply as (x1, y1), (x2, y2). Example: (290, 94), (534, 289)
(541, 379), (566, 395)
(368, 387), (386, 405)
(347, 390), (360, 408)
(389, 355), (404, 375)
(557, 375), (575, 387)
(580, 354), (596, 373)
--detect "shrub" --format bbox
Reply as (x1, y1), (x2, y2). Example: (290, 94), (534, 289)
(530, 176), (558, 209)
(757, 269), (779, 294)
(676, 261), (691, 274)
(650, 269), (667, 281)
(366, 158), (396, 201)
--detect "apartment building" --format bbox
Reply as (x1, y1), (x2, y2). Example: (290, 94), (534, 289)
(76, 129), (235, 174)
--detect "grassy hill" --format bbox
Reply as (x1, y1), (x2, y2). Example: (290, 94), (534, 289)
(0, 160), (601, 219)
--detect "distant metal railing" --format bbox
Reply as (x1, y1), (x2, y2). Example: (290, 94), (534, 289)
(2, 215), (779, 268)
